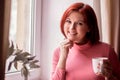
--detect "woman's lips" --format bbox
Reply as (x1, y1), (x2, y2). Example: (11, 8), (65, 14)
(69, 31), (77, 35)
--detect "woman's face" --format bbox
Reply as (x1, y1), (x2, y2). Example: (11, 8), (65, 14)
(64, 11), (89, 44)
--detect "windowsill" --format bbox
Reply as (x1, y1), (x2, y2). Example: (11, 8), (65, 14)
(5, 68), (41, 80)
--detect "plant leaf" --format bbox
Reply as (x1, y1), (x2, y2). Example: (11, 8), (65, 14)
(21, 65), (29, 79)
(23, 59), (29, 64)
(21, 52), (30, 57)
(14, 49), (23, 55)
(29, 64), (40, 68)
(27, 56), (36, 61)
(30, 60), (39, 64)
(14, 55), (25, 62)
(8, 41), (14, 58)
(8, 61), (13, 71)
(29, 60), (40, 68)
(14, 61), (18, 70)
(14, 52), (30, 62)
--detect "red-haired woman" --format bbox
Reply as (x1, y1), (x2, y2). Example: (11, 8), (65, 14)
(51, 2), (120, 80)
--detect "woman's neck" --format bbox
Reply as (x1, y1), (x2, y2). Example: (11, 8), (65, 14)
(75, 38), (89, 45)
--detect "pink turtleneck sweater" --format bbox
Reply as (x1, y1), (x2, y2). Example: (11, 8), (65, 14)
(51, 42), (120, 80)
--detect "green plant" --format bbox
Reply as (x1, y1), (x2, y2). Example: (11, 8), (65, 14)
(7, 41), (40, 80)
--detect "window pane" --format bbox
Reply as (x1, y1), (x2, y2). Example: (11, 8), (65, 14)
(6, 0), (35, 73)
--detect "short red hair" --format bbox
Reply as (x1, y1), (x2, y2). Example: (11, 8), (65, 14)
(60, 2), (100, 44)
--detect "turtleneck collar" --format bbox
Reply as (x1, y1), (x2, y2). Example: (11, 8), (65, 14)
(72, 41), (92, 50)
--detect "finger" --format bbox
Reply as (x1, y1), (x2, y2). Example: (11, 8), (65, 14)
(65, 42), (73, 48)
(61, 39), (73, 46)
(103, 61), (112, 70)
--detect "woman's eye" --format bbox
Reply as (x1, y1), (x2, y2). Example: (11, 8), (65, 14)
(65, 20), (71, 24)
(77, 22), (83, 25)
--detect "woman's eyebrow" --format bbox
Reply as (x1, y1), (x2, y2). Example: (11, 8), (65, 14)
(66, 17), (70, 20)
(66, 17), (85, 22)
(77, 18), (86, 22)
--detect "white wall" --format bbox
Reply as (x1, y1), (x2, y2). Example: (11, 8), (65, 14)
(40, 0), (93, 80)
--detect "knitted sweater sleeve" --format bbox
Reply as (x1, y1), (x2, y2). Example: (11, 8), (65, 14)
(50, 48), (66, 80)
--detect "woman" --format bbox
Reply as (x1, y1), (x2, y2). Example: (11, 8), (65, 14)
(51, 2), (120, 80)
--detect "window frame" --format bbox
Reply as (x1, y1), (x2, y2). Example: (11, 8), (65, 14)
(5, 0), (42, 79)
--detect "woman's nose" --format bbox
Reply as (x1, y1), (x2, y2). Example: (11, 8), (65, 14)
(70, 23), (76, 29)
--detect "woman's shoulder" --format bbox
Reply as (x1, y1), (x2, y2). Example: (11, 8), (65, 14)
(93, 41), (116, 55)
(98, 41), (110, 46)
(100, 41), (110, 45)
(93, 41), (114, 50)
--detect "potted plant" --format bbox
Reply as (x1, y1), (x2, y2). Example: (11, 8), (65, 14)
(7, 41), (40, 80)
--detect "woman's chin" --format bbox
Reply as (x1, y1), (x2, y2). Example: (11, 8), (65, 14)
(68, 37), (74, 41)
(68, 38), (79, 43)
(68, 38), (77, 43)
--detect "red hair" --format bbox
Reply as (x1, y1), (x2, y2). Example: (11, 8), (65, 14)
(60, 2), (100, 44)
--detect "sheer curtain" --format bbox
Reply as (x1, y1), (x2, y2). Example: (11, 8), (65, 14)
(93, 0), (120, 58)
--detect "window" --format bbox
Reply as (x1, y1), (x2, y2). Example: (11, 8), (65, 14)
(6, 0), (35, 73)
(5, 0), (41, 79)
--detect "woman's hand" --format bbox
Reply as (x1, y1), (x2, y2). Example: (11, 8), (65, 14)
(57, 39), (73, 69)
(60, 39), (73, 59)
(102, 61), (118, 80)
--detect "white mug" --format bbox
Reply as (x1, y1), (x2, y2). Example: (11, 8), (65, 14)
(92, 57), (108, 75)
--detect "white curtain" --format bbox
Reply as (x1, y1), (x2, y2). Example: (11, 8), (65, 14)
(93, 0), (120, 56)
(100, 0), (112, 44)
